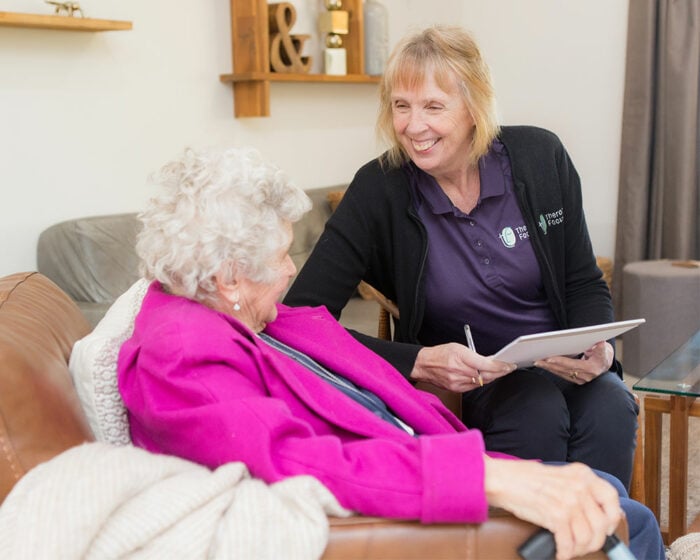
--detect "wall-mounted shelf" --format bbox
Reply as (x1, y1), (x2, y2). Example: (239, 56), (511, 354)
(221, 72), (379, 84)
(0, 11), (132, 32)
(220, 0), (380, 118)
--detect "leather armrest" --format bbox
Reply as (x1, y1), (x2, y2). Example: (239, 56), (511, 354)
(0, 272), (94, 504)
(324, 509), (628, 559)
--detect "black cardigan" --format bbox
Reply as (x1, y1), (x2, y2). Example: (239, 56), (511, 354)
(285, 126), (620, 378)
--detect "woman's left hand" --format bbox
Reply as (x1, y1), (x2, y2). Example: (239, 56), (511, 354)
(533, 341), (614, 385)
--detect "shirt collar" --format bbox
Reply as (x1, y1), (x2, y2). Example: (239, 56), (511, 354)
(410, 139), (508, 216)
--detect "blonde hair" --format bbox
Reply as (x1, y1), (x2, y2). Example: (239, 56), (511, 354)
(137, 146), (311, 304)
(377, 25), (499, 169)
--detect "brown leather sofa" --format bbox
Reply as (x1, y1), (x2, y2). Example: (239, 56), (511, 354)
(0, 271), (624, 558)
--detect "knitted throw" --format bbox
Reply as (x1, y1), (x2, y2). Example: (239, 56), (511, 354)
(0, 442), (350, 559)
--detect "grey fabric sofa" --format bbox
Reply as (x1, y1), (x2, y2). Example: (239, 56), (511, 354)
(36, 185), (379, 334)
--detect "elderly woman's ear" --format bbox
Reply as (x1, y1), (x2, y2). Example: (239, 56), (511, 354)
(215, 274), (241, 311)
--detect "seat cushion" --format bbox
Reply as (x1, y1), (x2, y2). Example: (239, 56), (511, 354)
(0, 272), (94, 504)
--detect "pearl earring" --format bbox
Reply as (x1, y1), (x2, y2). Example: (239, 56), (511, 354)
(233, 301), (241, 312)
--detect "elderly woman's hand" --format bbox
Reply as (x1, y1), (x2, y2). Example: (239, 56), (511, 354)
(411, 343), (516, 392)
(534, 341), (614, 385)
(484, 458), (623, 560)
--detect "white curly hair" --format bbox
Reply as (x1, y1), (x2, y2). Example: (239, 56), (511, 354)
(137, 146), (311, 303)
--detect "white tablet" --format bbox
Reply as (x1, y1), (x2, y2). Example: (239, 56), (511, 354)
(493, 318), (645, 368)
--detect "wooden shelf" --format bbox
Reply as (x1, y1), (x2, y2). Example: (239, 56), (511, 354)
(221, 0), (378, 118)
(0, 11), (132, 32)
(221, 72), (380, 84)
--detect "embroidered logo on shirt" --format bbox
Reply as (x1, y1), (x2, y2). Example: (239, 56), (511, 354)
(499, 227), (516, 248)
(538, 208), (564, 234)
(499, 224), (531, 248)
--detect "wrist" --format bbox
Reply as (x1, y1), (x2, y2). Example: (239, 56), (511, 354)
(483, 456), (507, 507)
(410, 347), (429, 381)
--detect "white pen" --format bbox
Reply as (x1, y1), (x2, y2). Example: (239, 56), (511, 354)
(463, 324), (484, 387)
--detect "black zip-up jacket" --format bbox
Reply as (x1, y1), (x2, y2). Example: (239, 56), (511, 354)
(285, 126), (621, 378)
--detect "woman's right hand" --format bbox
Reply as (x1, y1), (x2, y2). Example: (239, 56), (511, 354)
(410, 343), (516, 392)
(484, 458), (623, 560)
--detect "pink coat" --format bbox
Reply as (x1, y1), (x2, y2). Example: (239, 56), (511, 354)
(118, 282), (500, 523)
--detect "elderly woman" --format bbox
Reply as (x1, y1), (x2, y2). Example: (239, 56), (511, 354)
(118, 146), (662, 560)
(284, 25), (638, 488)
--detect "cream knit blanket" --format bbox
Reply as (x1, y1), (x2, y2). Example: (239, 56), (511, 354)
(0, 443), (350, 559)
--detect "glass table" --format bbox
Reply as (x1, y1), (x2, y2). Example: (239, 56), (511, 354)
(633, 329), (700, 543)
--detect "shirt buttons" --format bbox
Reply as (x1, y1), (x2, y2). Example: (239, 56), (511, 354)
(483, 258), (490, 265)
(476, 240), (483, 247)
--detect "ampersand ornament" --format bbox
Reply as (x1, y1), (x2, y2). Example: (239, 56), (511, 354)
(268, 3), (312, 74)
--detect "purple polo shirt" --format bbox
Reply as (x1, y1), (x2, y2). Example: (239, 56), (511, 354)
(409, 140), (557, 356)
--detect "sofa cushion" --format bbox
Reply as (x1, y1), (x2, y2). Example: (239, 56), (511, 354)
(0, 272), (94, 504)
(37, 213), (142, 306)
(69, 279), (149, 446)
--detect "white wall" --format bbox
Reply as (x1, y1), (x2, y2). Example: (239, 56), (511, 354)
(0, 0), (627, 277)
(463, 0), (629, 259)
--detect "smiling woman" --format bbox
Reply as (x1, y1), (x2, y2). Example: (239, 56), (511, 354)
(379, 26), (498, 171)
(390, 69), (480, 212)
(284, 24), (642, 493)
